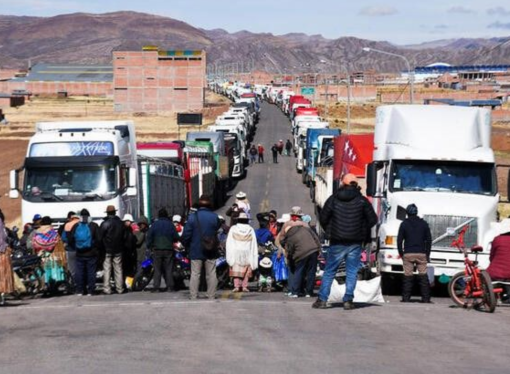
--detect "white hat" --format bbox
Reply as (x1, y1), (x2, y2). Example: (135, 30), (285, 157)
(259, 257), (273, 269)
(236, 191), (247, 199)
(172, 215), (182, 223)
(277, 213), (291, 223)
(238, 212), (250, 220)
(122, 214), (134, 222)
(290, 206), (303, 216)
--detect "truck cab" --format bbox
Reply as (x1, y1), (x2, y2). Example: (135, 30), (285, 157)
(10, 121), (138, 225)
(366, 105), (500, 282)
(294, 122), (329, 172)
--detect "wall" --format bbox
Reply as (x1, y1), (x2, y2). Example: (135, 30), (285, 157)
(113, 50), (206, 113)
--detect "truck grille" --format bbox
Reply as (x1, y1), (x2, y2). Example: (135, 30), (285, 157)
(422, 215), (478, 251)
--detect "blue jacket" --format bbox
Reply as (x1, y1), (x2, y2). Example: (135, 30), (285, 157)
(255, 228), (274, 245)
(147, 217), (179, 251)
(181, 208), (220, 260)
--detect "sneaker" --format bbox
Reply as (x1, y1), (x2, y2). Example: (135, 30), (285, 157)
(288, 294), (299, 298)
(312, 298), (328, 309)
(343, 301), (355, 310)
(232, 288), (240, 293)
(102, 290), (112, 295)
(242, 288), (250, 293)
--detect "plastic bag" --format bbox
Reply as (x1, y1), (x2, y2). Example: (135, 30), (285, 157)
(328, 276), (385, 303)
(272, 252), (288, 282)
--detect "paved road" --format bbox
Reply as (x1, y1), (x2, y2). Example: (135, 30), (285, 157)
(2, 101), (509, 374)
(216, 102), (316, 221)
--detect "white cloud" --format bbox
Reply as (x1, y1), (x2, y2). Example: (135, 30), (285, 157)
(487, 6), (510, 16)
(359, 6), (398, 17)
(488, 21), (510, 29)
(447, 6), (475, 14)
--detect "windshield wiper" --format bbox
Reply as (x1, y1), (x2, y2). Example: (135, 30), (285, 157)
(40, 192), (63, 202)
(84, 193), (105, 201)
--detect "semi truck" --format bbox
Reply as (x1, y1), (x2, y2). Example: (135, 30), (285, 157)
(302, 128), (341, 186)
(365, 105), (505, 288)
(313, 133), (374, 213)
(137, 155), (186, 222)
(186, 132), (231, 207)
(10, 121), (139, 225)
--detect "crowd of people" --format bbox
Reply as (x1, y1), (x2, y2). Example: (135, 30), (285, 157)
(2, 171), (510, 308)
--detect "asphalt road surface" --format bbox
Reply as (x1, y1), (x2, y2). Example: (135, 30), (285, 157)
(1, 102), (509, 374)
(216, 102), (316, 221)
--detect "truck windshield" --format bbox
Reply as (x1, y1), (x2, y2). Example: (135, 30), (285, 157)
(24, 164), (117, 202)
(390, 160), (496, 195)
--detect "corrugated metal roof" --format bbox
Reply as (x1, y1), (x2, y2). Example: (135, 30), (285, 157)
(10, 63), (113, 82)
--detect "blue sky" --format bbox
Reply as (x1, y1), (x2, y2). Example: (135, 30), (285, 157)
(2, 0), (510, 44)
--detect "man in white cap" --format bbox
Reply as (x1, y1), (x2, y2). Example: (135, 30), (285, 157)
(234, 191), (251, 219)
(313, 173), (377, 310)
(172, 215), (183, 236)
(275, 207), (308, 259)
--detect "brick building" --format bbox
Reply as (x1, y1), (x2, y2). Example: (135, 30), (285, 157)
(113, 48), (206, 113)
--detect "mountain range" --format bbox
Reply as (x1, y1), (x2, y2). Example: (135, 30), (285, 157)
(0, 11), (509, 73)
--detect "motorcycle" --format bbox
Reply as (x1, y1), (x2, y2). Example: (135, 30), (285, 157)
(132, 246), (230, 292)
(8, 227), (45, 298)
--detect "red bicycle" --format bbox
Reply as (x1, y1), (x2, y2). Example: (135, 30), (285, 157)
(448, 226), (503, 313)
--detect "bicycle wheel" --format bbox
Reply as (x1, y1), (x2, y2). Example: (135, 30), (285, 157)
(476, 270), (497, 313)
(448, 271), (467, 307)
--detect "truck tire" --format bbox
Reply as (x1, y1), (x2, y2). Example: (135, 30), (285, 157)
(381, 273), (401, 295)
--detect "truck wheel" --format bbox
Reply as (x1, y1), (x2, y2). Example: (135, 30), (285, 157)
(381, 273), (401, 295)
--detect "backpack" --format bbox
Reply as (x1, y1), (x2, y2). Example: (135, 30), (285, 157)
(249, 147), (257, 156)
(32, 230), (59, 253)
(74, 222), (92, 251)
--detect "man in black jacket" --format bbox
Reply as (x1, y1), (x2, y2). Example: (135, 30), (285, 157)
(313, 174), (377, 310)
(397, 204), (432, 303)
(99, 205), (125, 294)
(68, 209), (100, 296)
(147, 208), (180, 292)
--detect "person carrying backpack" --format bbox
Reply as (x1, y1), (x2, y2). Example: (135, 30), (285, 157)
(68, 209), (100, 296)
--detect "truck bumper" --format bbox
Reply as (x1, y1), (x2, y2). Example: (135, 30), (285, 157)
(378, 248), (488, 277)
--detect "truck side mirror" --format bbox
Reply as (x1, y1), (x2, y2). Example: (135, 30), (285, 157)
(366, 162), (378, 197)
(9, 170), (19, 199)
(128, 167), (137, 188)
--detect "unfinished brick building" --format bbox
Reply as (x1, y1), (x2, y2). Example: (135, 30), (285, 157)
(113, 48), (206, 113)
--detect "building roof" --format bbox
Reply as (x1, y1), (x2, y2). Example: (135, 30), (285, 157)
(10, 63), (113, 82)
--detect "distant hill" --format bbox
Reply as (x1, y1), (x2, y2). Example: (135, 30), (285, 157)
(0, 11), (509, 73)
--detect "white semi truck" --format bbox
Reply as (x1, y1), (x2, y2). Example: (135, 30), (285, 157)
(10, 121), (139, 225)
(366, 105), (504, 285)
(10, 121), (187, 225)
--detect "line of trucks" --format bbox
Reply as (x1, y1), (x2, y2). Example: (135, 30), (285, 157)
(8, 92), (261, 227)
(268, 86), (510, 289)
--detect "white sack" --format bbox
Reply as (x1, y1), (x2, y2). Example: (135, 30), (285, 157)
(328, 276), (385, 303)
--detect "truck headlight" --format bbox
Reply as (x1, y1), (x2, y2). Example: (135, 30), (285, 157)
(385, 236), (396, 246)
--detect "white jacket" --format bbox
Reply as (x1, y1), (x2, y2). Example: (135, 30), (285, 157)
(226, 223), (258, 270)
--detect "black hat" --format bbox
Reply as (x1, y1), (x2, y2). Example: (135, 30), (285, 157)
(41, 216), (52, 226)
(406, 204), (418, 216)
